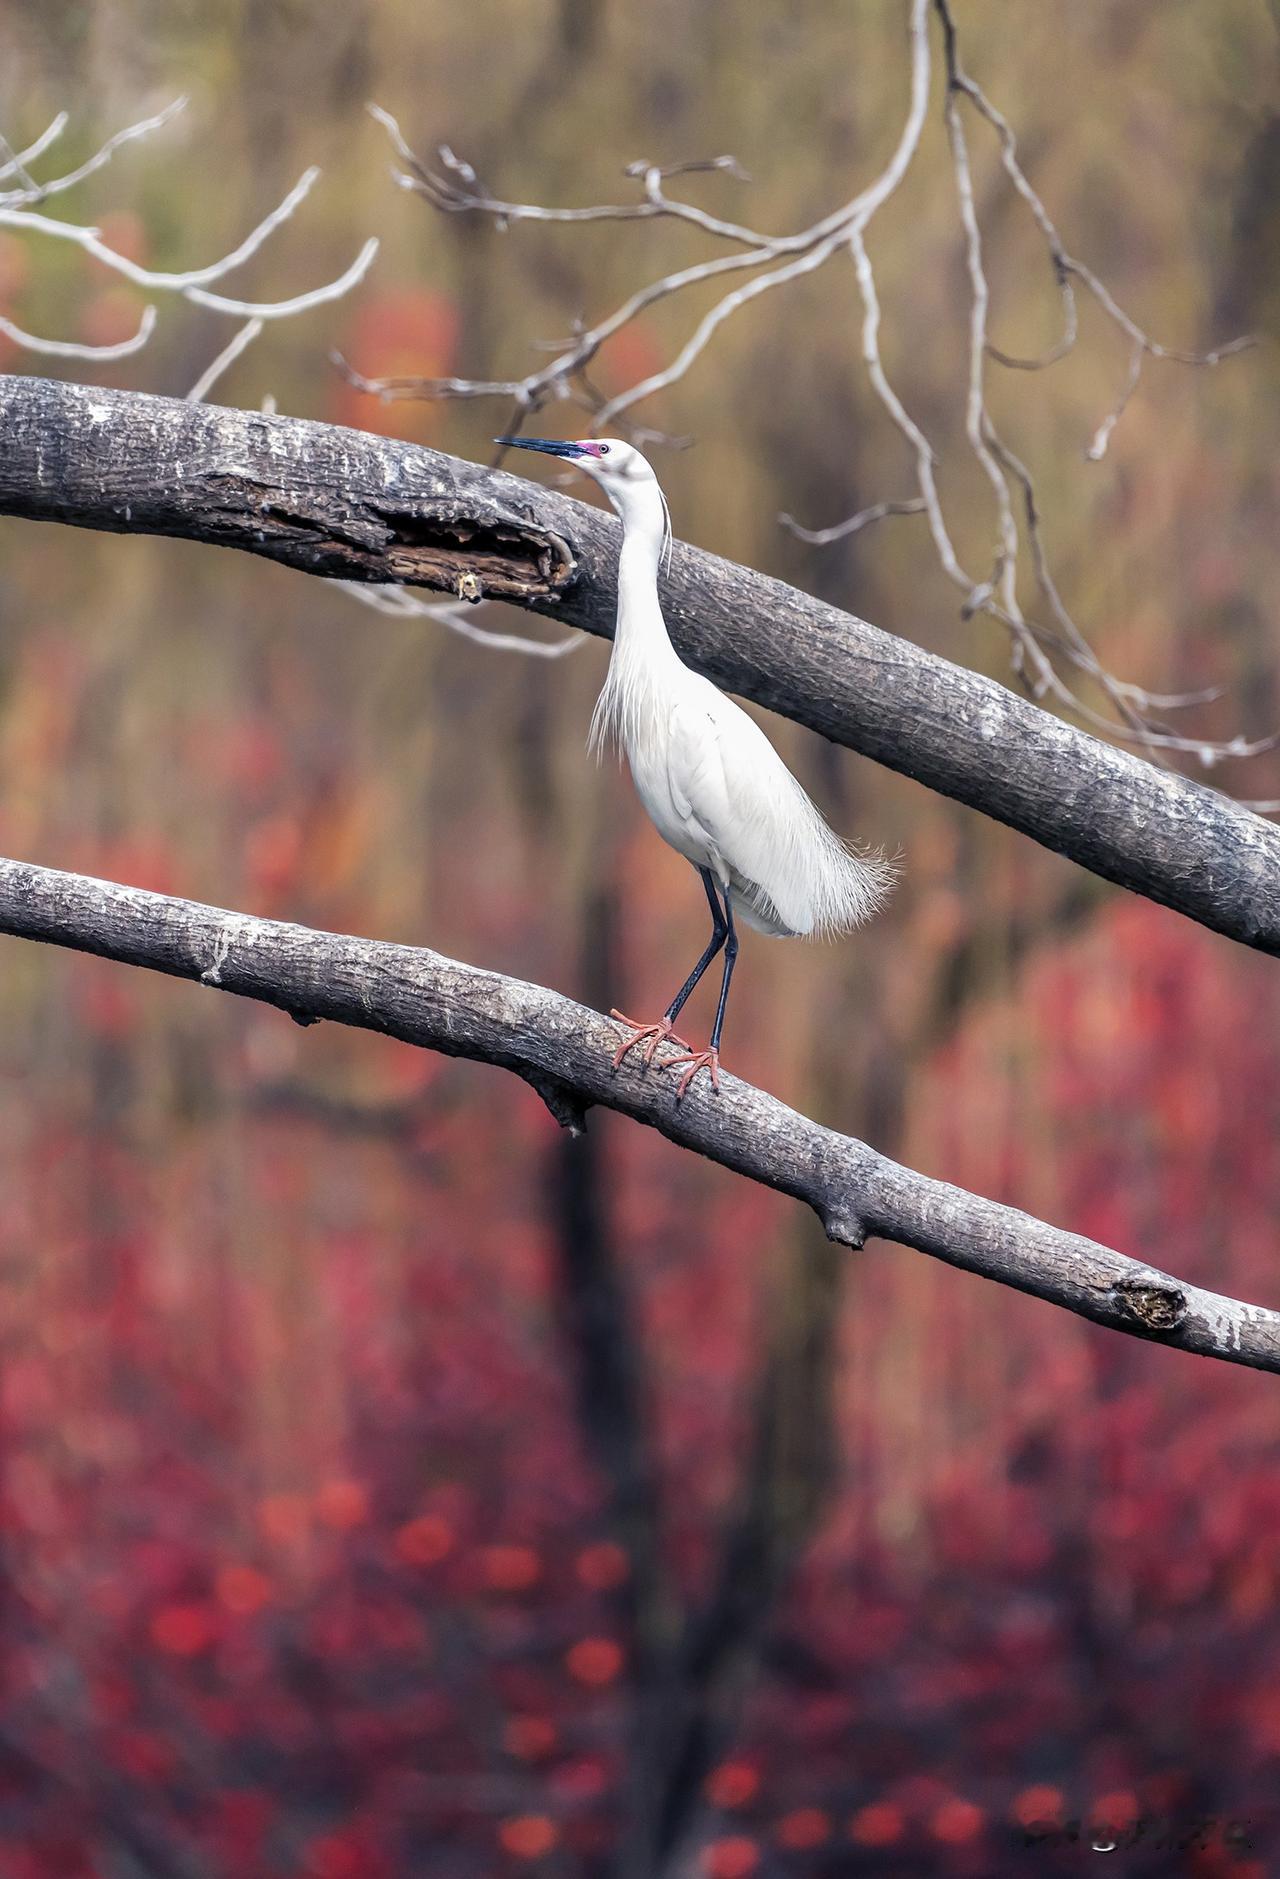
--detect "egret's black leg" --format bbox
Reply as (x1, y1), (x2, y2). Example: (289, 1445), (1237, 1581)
(663, 885), (738, 1099)
(663, 868), (728, 1025)
(609, 869), (727, 1073)
(708, 889), (739, 1053)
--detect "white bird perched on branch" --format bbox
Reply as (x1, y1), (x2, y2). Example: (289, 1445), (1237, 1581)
(497, 436), (895, 1096)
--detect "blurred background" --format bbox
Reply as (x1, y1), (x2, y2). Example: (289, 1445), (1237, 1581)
(2, 2), (1280, 1873)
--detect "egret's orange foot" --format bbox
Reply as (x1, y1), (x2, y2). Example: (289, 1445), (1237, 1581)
(662, 1047), (722, 1100)
(609, 1010), (691, 1072)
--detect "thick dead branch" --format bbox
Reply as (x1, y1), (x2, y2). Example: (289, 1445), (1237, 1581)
(0, 855), (1276, 1373)
(0, 376), (573, 603)
(1, 375), (1277, 958)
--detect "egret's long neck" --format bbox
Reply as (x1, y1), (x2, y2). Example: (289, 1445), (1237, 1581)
(611, 481), (678, 670)
(588, 477), (681, 758)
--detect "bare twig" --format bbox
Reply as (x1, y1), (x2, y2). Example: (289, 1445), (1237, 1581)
(0, 102), (377, 373)
(943, 66), (1058, 699)
(0, 112), (70, 184)
(1086, 339), (1145, 463)
(0, 97), (188, 208)
(370, 104), (762, 247)
(185, 316), (264, 402)
(358, 2), (1264, 766)
(0, 302), (156, 361)
(779, 497), (927, 545)
(331, 582), (582, 659)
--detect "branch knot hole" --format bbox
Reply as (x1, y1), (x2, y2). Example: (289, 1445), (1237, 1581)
(1108, 1279), (1187, 1336)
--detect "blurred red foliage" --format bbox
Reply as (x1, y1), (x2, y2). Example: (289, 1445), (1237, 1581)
(328, 286), (459, 438)
(0, 812), (1277, 1873)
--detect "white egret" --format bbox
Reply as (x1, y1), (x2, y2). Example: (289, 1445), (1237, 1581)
(496, 436), (895, 1096)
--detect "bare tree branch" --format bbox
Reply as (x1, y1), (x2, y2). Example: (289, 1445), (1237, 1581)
(0, 113), (70, 184)
(184, 315), (264, 402)
(0, 101), (377, 366)
(358, 0), (934, 428)
(330, 583), (582, 659)
(0, 852), (1275, 1372)
(370, 103), (759, 245)
(362, 0), (1259, 760)
(0, 302), (157, 361)
(779, 496), (927, 545)
(0, 97), (188, 208)
(0, 374), (1277, 952)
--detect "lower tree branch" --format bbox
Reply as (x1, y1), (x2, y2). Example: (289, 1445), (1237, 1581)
(1, 375), (1277, 959)
(0, 853), (1275, 1374)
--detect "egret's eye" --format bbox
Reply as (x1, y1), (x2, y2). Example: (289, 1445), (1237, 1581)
(598, 443), (610, 455)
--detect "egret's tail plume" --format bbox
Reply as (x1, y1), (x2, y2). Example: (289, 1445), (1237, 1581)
(819, 837), (898, 937)
(732, 781), (897, 939)
(790, 832), (895, 940)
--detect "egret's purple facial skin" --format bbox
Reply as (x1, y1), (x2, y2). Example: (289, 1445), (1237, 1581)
(493, 436), (591, 459)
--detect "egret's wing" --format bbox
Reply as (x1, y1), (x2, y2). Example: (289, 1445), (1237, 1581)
(668, 679), (893, 939)
(665, 682), (798, 933)
(664, 685), (728, 832)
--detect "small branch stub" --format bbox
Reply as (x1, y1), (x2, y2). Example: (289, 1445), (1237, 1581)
(524, 1069), (589, 1136)
(822, 1205), (868, 1250)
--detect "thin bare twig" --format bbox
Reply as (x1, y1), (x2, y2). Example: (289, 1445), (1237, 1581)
(0, 97), (187, 209)
(359, 1), (1265, 765)
(331, 582), (582, 659)
(370, 104), (763, 247)
(779, 497), (927, 545)
(0, 302), (156, 361)
(0, 103), (378, 372)
(0, 112), (69, 184)
(1086, 340), (1145, 463)
(181, 238), (379, 320)
(184, 316), (263, 402)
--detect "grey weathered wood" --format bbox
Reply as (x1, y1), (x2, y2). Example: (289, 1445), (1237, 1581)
(0, 853), (1275, 1374)
(1, 374), (1277, 955)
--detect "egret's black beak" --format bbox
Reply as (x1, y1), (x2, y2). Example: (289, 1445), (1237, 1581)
(494, 436), (586, 459)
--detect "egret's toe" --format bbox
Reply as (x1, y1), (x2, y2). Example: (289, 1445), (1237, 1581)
(663, 1047), (721, 1099)
(609, 1010), (690, 1072)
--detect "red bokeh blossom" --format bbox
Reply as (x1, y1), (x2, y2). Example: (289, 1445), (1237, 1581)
(701, 1835), (760, 1878)
(849, 1802), (904, 1847)
(564, 1637), (623, 1686)
(498, 1814), (559, 1859)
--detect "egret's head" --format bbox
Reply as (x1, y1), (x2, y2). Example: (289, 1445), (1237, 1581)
(495, 435), (670, 559)
(494, 435), (650, 488)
